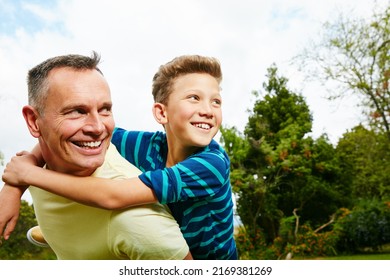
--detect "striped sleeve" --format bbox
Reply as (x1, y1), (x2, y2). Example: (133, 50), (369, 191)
(111, 127), (158, 172)
(138, 148), (230, 204)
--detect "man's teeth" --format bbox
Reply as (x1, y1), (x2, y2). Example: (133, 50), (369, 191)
(77, 141), (102, 148)
(194, 123), (211, 129)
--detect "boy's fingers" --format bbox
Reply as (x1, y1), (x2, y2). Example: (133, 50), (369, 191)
(3, 218), (18, 240)
(15, 150), (30, 156)
(0, 222), (4, 240)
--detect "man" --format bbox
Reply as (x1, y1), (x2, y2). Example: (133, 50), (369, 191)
(0, 52), (191, 260)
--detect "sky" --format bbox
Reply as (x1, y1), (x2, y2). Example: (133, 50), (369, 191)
(0, 0), (388, 202)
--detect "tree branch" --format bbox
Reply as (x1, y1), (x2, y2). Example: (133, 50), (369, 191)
(314, 213), (336, 233)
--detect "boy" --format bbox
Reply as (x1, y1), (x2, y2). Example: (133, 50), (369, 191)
(3, 55), (237, 259)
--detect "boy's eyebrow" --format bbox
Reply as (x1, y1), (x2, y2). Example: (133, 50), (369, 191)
(183, 88), (221, 94)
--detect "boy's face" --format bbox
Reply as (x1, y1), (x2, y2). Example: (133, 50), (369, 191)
(34, 67), (114, 176)
(163, 73), (222, 149)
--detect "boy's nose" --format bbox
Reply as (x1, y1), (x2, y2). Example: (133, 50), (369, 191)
(199, 101), (213, 117)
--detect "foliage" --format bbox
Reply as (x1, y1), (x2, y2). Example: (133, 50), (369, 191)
(221, 65), (345, 246)
(336, 125), (390, 199)
(297, 4), (390, 139)
(0, 200), (55, 260)
(227, 4), (390, 259)
(287, 224), (339, 257)
(335, 199), (390, 253)
(234, 226), (268, 260)
(235, 216), (340, 259)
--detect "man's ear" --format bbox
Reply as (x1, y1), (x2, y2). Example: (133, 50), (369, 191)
(22, 105), (41, 138)
(152, 103), (168, 125)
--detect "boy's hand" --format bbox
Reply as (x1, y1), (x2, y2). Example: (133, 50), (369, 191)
(0, 184), (25, 240)
(2, 151), (38, 186)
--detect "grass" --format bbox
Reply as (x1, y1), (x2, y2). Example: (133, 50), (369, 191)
(318, 253), (390, 260)
(313, 244), (390, 260)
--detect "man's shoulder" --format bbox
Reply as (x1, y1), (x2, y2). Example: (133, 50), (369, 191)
(94, 144), (142, 179)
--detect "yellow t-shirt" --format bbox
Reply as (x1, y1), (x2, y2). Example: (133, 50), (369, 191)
(29, 144), (189, 260)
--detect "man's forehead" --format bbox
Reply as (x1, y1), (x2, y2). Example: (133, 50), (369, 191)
(48, 66), (101, 79)
(44, 68), (111, 107)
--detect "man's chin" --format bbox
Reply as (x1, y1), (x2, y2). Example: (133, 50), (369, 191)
(71, 161), (104, 176)
(73, 153), (106, 172)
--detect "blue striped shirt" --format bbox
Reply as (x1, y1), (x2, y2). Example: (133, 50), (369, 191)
(112, 127), (237, 260)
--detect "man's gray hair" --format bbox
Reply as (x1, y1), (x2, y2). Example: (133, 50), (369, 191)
(27, 51), (102, 114)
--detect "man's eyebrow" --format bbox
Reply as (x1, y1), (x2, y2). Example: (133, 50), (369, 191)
(101, 101), (113, 108)
(59, 102), (85, 111)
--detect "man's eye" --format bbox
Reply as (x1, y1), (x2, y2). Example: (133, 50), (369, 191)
(100, 107), (112, 115)
(67, 109), (84, 116)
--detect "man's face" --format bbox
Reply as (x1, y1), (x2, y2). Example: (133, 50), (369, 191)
(36, 67), (114, 176)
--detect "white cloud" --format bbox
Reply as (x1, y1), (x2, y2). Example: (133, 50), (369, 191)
(22, 2), (59, 24)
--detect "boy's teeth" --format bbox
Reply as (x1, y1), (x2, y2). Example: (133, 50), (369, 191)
(195, 123), (211, 129)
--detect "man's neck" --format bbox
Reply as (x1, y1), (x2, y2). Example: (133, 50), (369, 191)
(46, 164), (97, 177)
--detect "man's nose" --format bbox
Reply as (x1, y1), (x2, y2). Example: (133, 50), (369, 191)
(84, 113), (105, 134)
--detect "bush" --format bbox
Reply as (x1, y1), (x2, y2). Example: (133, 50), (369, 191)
(235, 217), (340, 259)
(286, 224), (338, 257)
(235, 226), (269, 259)
(335, 199), (390, 253)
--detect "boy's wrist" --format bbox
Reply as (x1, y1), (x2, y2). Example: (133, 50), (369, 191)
(2, 184), (27, 198)
(23, 165), (41, 186)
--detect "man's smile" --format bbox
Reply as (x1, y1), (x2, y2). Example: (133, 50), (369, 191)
(73, 140), (102, 149)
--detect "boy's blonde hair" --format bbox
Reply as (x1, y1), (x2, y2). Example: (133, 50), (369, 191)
(152, 55), (222, 105)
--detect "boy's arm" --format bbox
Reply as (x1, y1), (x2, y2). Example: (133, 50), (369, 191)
(0, 184), (28, 240)
(139, 150), (229, 204)
(2, 154), (158, 210)
(0, 144), (45, 240)
(29, 144), (45, 167)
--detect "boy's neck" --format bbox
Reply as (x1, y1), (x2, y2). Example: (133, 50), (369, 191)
(165, 143), (201, 167)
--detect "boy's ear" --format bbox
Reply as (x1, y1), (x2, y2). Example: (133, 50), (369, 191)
(22, 105), (41, 138)
(152, 103), (168, 125)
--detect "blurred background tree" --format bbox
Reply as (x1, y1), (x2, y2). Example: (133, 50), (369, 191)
(297, 5), (390, 139)
(0, 200), (55, 260)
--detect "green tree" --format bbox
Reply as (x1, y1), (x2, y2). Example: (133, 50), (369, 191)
(221, 65), (344, 250)
(336, 125), (390, 199)
(297, 4), (390, 139)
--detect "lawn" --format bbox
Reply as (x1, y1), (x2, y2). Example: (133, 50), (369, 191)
(320, 253), (390, 260)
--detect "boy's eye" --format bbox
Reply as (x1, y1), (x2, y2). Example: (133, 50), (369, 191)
(188, 95), (199, 100)
(212, 99), (222, 106)
(213, 99), (221, 105)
